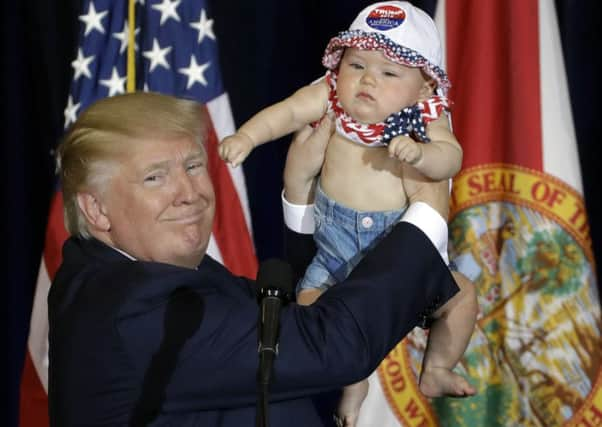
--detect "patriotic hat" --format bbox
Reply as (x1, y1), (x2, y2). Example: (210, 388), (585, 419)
(322, 1), (450, 94)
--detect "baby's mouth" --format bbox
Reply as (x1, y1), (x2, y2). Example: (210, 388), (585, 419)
(357, 92), (375, 101)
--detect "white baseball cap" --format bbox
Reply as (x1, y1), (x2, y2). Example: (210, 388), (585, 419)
(322, 1), (450, 94)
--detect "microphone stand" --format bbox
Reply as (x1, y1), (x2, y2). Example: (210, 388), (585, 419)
(255, 286), (288, 427)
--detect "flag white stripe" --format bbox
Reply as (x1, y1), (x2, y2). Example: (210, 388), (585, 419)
(206, 234), (223, 264)
(434, 0), (447, 70)
(357, 371), (402, 427)
(27, 260), (51, 392)
(539, 0), (583, 193)
(207, 93), (254, 237)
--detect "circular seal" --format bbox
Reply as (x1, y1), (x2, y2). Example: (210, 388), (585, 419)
(377, 164), (602, 426)
(365, 5), (406, 31)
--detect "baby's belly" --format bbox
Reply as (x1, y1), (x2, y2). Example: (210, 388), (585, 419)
(320, 134), (408, 211)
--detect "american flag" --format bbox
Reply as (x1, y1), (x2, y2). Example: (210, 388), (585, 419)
(19, 1), (257, 425)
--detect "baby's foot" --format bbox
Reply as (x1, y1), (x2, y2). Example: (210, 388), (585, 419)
(419, 367), (476, 398)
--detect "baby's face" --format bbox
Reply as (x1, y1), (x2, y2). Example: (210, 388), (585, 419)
(336, 48), (432, 124)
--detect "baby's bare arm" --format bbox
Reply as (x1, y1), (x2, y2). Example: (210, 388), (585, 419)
(219, 82), (328, 166)
(389, 115), (462, 180)
(241, 81), (328, 144)
(413, 114), (463, 180)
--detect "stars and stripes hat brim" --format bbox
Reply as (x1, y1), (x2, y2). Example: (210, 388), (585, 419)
(321, 1), (450, 94)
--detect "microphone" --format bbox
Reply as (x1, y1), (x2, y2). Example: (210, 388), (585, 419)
(256, 258), (293, 387)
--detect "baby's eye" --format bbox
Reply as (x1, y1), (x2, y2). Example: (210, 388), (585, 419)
(349, 62), (364, 70)
(383, 71), (399, 77)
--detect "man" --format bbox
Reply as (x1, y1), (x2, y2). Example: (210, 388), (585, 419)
(48, 92), (458, 426)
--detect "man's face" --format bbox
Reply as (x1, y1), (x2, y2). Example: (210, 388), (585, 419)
(100, 136), (215, 268)
(336, 48), (430, 124)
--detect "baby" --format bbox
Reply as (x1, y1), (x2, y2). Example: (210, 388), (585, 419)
(220, 2), (477, 425)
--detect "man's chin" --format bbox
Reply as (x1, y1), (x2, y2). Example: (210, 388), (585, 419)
(168, 252), (204, 269)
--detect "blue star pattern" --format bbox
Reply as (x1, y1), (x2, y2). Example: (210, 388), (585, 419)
(382, 105), (430, 144)
(65, 0), (223, 129)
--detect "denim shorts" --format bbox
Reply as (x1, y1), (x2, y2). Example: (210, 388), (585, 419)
(297, 184), (407, 293)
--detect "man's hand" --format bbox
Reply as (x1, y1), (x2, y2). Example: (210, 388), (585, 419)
(283, 115), (334, 204)
(402, 162), (450, 220)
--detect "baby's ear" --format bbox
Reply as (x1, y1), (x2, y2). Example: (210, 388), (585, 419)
(419, 78), (437, 100)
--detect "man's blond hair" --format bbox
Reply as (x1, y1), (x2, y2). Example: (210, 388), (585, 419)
(57, 92), (206, 238)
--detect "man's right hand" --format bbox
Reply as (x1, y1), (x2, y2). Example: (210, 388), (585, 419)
(401, 162), (450, 221)
(283, 115), (334, 205)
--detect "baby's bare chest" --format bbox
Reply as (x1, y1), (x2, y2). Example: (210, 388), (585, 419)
(320, 134), (408, 211)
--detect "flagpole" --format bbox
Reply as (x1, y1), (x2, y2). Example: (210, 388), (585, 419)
(127, 0), (136, 92)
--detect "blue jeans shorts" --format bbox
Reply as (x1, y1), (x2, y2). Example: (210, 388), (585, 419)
(297, 184), (407, 293)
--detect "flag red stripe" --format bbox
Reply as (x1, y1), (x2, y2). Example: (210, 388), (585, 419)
(19, 192), (67, 427)
(204, 107), (258, 279)
(19, 352), (49, 426)
(43, 192), (69, 279)
(446, 1), (543, 170)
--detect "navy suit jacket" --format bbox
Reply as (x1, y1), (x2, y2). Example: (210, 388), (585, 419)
(48, 222), (458, 426)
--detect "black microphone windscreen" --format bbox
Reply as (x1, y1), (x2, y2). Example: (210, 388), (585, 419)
(256, 258), (294, 294)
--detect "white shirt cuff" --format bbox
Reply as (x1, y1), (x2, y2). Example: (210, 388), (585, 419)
(281, 191), (315, 234)
(400, 202), (449, 264)
(282, 193), (449, 264)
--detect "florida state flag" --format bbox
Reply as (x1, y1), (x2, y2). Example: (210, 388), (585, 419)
(358, 1), (602, 425)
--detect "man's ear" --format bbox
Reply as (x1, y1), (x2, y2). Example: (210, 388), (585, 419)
(76, 192), (111, 232)
(419, 78), (437, 101)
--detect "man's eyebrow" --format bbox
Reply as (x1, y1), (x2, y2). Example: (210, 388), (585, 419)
(142, 160), (170, 173)
(185, 151), (206, 161)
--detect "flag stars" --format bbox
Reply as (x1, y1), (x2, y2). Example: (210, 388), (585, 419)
(71, 48), (94, 80)
(79, 2), (108, 36)
(152, 0), (181, 26)
(143, 39), (172, 72)
(64, 96), (81, 128)
(179, 56), (210, 89)
(113, 20), (140, 54)
(100, 67), (127, 96)
(190, 9), (215, 44)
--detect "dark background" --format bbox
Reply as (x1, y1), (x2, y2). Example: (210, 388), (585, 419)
(4, 1), (601, 425)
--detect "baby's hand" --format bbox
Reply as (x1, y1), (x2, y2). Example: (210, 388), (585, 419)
(218, 132), (255, 167)
(388, 135), (423, 165)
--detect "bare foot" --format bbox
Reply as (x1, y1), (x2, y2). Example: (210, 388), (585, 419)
(419, 367), (476, 397)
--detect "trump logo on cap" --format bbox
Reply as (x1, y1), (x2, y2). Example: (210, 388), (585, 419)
(365, 5), (406, 31)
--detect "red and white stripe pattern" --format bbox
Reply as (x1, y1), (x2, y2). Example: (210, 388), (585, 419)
(417, 96), (450, 123)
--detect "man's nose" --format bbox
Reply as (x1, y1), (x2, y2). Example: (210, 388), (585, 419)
(174, 170), (200, 204)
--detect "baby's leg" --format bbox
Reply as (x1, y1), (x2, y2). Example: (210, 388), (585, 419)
(296, 288), (323, 305)
(419, 271), (478, 397)
(297, 288), (368, 427)
(336, 379), (368, 427)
